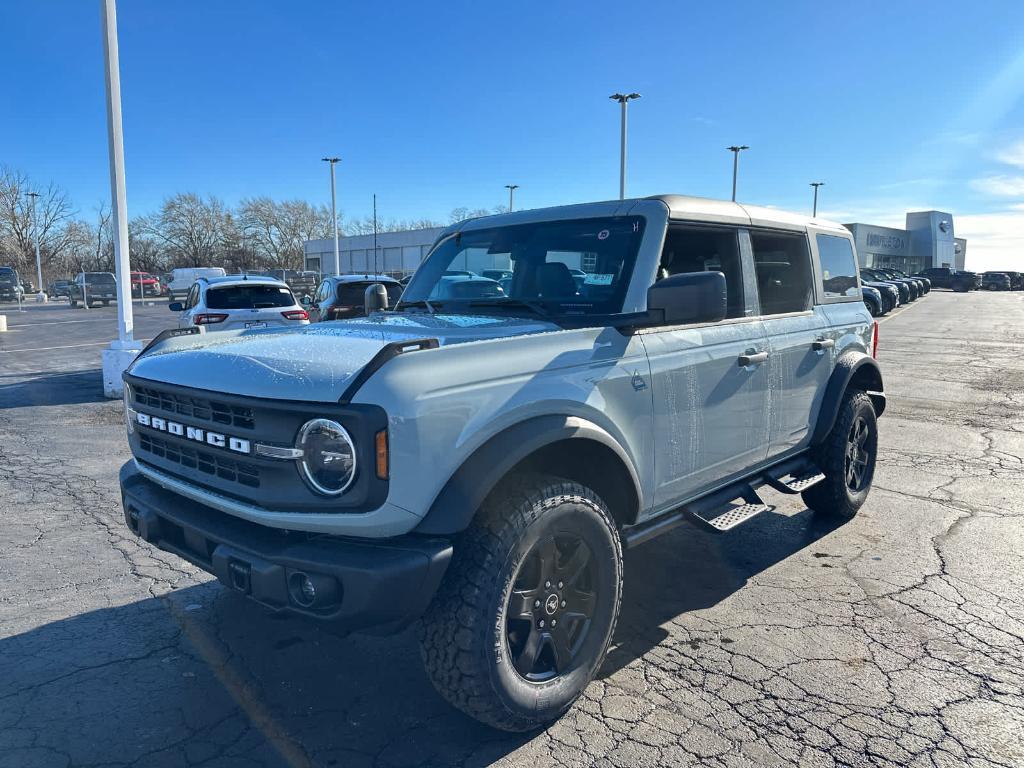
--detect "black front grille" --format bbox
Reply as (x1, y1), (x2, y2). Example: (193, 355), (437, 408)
(133, 384), (254, 430)
(139, 432), (260, 488)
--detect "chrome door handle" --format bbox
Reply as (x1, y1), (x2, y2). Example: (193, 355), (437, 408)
(738, 351), (769, 366)
(812, 338), (835, 350)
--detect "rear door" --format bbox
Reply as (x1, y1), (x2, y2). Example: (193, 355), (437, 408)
(746, 229), (832, 458)
(641, 224), (771, 508)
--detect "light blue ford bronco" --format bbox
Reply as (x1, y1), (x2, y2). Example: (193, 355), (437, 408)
(119, 195), (884, 731)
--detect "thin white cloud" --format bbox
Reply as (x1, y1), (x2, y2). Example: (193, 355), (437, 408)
(956, 210), (1024, 272)
(996, 139), (1024, 169)
(970, 175), (1024, 196)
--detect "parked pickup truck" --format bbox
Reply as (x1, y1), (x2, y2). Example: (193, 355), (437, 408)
(914, 267), (979, 292)
(69, 272), (117, 307)
(119, 195), (884, 731)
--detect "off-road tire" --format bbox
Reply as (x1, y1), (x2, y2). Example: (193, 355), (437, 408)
(802, 390), (877, 519)
(419, 472), (623, 732)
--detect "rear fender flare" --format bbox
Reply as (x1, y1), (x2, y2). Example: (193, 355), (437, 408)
(812, 352), (885, 445)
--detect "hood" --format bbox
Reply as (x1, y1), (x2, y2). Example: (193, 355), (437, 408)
(128, 312), (561, 401)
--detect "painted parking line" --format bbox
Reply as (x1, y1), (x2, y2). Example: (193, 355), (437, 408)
(877, 296), (928, 324)
(0, 339), (152, 354)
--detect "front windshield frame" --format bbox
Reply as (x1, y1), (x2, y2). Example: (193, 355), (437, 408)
(399, 215), (648, 320)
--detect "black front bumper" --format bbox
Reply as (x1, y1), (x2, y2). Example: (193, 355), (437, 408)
(120, 462), (452, 633)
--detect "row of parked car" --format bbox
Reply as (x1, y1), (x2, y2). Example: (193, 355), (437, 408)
(856, 266), (1024, 317)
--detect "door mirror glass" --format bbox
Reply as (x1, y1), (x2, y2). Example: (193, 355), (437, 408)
(168, 302), (184, 312)
(300, 295), (312, 307)
(647, 271), (727, 325)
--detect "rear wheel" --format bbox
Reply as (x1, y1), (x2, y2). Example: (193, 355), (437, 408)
(420, 473), (623, 732)
(802, 390), (878, 519)
(864, 296), (881, 317)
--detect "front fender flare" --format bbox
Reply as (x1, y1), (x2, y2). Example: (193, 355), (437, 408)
(812, 352), (885, 445)
(413, 415), (643, 536)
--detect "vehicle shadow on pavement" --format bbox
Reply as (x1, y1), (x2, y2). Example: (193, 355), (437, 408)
(601, 507), (846, 678)
(0, 369), (106, 409)
(0, 510), (845, 766)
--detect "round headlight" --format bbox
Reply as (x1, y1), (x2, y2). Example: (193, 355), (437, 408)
(297, 419), (356, 496)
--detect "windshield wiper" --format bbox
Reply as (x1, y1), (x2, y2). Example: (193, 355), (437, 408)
(397, 299), (441, 314)
(468, 298), (552, 318)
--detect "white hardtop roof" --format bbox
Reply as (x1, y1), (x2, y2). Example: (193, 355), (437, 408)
(446, 194), (850, 235)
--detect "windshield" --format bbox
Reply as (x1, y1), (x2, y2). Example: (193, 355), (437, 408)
(401, 216), (646, 317)
(86, 273), (116, 284)
(206, 284), (296, 309)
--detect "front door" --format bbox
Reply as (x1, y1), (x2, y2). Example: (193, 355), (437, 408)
(641, 225), (771, 509)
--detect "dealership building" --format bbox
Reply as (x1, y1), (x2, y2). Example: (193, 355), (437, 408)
(844, 210), (967, 273)
(304, 227), (445, 277)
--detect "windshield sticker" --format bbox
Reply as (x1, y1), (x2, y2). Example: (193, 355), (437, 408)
(584, 273), (614, 285)
(597, 229), (610, 240)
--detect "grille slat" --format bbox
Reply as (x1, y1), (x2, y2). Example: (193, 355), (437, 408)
(139, 432), (260, 488)
(133, 385), (254, 430)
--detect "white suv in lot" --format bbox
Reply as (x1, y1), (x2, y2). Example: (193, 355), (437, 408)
(169, 275), (309, 331)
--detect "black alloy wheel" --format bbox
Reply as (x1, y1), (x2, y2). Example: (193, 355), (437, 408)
(845, 416), (872, 492)
(505, 534), (596, 682)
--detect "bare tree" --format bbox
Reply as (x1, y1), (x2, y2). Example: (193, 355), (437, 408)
(239, 197), (333, 270)
(144, 193), (233, 267)
(0, 166), (77, 281)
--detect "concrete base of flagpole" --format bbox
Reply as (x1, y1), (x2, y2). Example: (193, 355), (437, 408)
(102, 339), (144, 398)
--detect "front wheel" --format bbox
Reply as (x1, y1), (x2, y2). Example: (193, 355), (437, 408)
(420, 473), (623, 732)
(802, 390), (878, 519)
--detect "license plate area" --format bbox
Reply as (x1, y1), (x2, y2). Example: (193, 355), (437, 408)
(245, 321), (268, 330)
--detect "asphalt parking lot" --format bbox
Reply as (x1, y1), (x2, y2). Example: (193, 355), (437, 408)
(1, 291), (1023, 768)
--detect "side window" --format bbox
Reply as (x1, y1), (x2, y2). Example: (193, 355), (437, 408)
(657, 226), (745, 318)
(185, 285), (199, 310)
(816, 234), (860, 298)
(314, 281), (329, 303)
(751, 231), (814, 315)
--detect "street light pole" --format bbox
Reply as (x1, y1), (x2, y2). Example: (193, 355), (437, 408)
(610, 93), (641, 200)
(505, 184), (519, 212)
(810, 182), (825, 217)
(727, 145), (749, 202)
(99, 0), (141, 399)
(321, 157), (341, 275)
(25, 192), (45, 301)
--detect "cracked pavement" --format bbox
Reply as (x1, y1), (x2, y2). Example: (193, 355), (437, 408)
(1, 292), (1023, 767)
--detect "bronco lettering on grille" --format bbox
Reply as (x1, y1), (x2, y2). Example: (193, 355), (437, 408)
(135, 412), (251, 455)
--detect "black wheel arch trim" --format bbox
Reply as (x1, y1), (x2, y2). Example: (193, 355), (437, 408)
(413, 415), (644, 536)
(811, 351), (885, 445)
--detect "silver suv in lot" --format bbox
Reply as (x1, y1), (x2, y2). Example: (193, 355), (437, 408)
(169, 275), (309, 331)
(119, 195), (884, 731)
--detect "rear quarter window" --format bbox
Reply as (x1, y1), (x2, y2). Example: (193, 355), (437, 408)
(816, 234), (860, 299)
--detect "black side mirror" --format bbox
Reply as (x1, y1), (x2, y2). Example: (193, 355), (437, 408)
(168, 302), (184, 312)
(364, 283), (389, 315)
(300, 295), (312, 307)
(647, 271), (727, 325)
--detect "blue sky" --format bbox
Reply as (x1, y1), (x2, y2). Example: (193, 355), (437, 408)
(3, 0), (1024, 269)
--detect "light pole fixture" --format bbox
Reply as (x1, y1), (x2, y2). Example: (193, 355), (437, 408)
(610, 93), (641, 200)
(321, 157), (341, 275)
(727, 145), (749, 202)
(505, 184), (519, 212)
(810, 181), (825, 217)
(25, 192), (45, 301)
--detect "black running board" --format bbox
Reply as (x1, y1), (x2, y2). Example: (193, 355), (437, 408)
(622, 453), (823, 547)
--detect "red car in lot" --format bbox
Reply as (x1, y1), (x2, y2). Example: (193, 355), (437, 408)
(130, 271), (163, 297)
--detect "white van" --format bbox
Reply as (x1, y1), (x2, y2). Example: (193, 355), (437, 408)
(166, 267), (226, 301)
